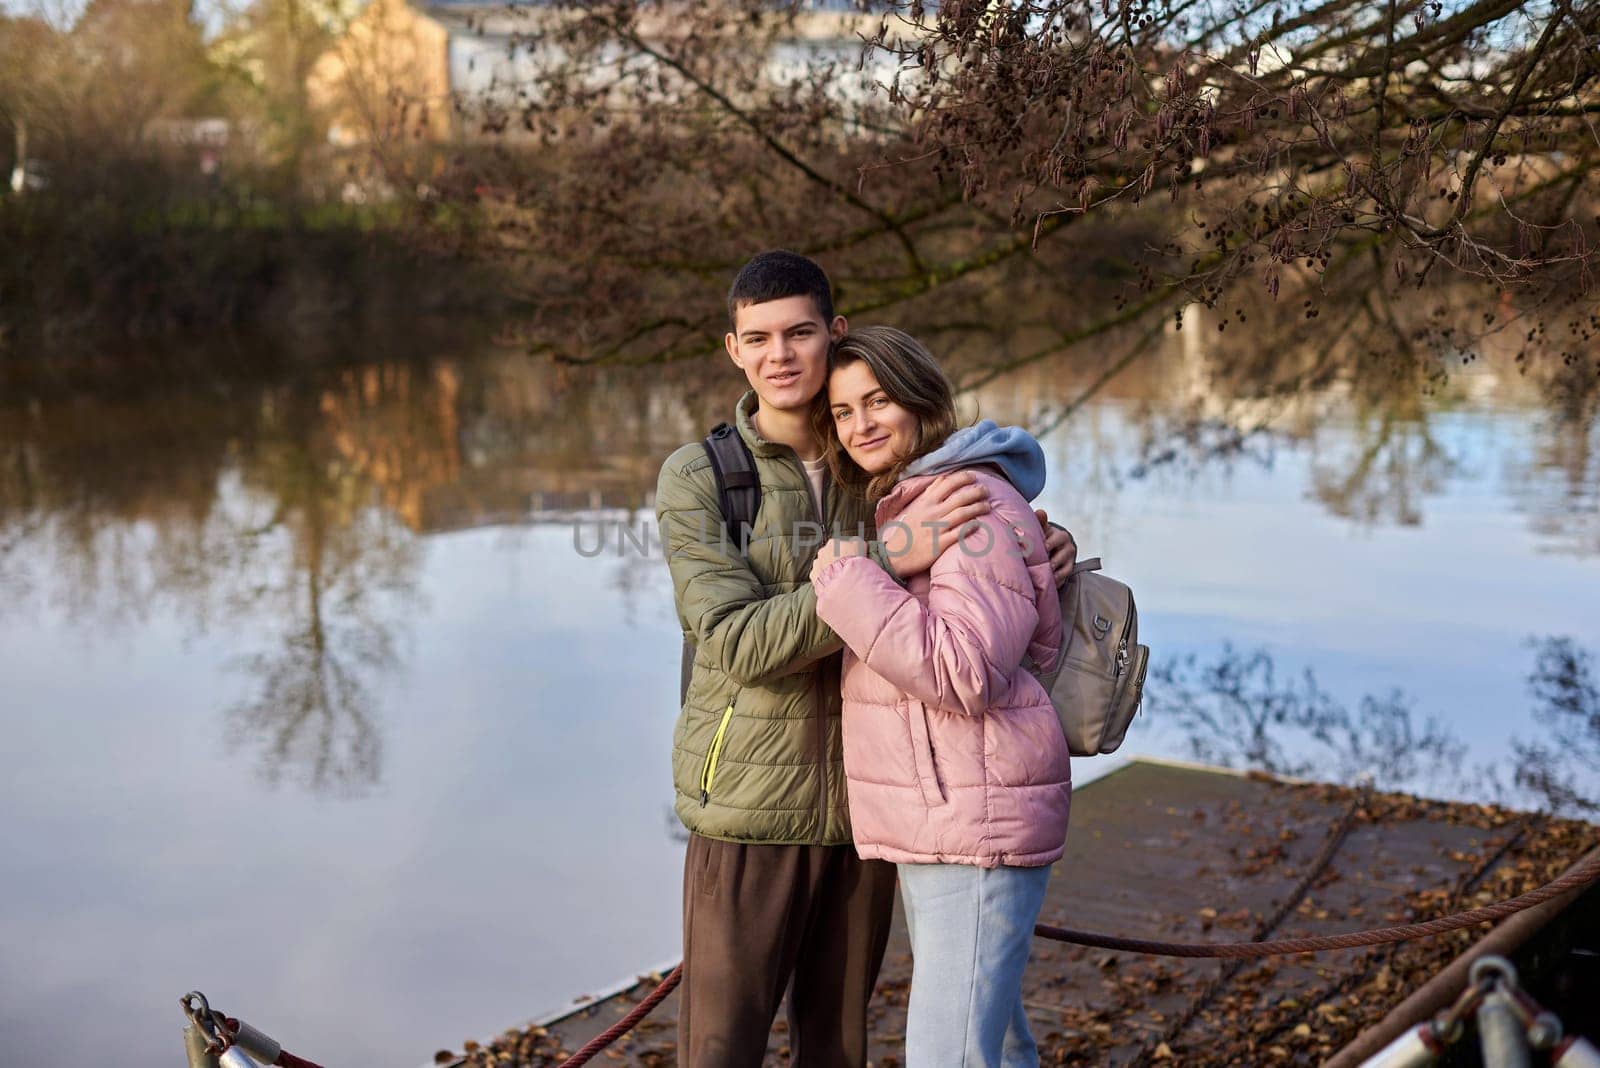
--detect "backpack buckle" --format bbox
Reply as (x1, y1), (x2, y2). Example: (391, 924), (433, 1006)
(1092, 614), (1112, 639)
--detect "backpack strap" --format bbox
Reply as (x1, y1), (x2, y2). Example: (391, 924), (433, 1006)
(1056, 557), (1102, 661)
(681, 423), (763, 706)
(702, 422), (762, 555)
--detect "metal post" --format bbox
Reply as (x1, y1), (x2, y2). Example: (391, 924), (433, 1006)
(184, 1024), (221, 1068)
(1476, 990), (1532, 1068)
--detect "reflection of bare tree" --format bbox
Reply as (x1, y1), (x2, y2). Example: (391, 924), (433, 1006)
(1151, 640), (1600, 816)
(1147, 645), (1466, 794)
(222, 505), (409, 793)
(1222, 305), (1466, 528)
(1130, 418), (1280, 482)
(1512, 637), (1600, 816)
(1309, 408), (1454, 528)
(1130, 374), (1456, 528)
(0, 367), (438, 793)
(222, 385), (425, 793)
(1120, 287), (1470, 525)
(1504, 377), (1600, 556)
(0, 464), (43, 601)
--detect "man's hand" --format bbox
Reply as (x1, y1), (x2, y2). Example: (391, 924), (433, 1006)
(1032, 509), (1078, 588)
(810, 536), (868, 583)
(880, 471), (991, 578)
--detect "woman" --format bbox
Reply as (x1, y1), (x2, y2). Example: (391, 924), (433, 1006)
(807, 326), (1072, 1067)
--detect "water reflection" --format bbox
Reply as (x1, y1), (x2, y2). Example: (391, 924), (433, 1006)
(1309, 407), (1453, 528)
(1506, 410), (1600, 558)
(1101, 292), (1599, 552)
(1145, 645), (1467, 795)
(1120, 320), (1453, 515)
(1, 316), (1597, 797)
(1146, 639), (1600, 817)
(0, 355), (727, 792)
(1513, 637), (1600, 816)
(221, 435), (415, 792)
(1130, 418), (1279, 481)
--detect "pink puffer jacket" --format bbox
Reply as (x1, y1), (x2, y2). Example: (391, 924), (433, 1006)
(812, 468), (1071, 868)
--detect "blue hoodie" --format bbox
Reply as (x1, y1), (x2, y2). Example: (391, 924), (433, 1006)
(900, 419), (1048, 501)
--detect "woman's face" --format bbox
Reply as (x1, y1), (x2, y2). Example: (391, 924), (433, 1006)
(828, 360), (919, 475)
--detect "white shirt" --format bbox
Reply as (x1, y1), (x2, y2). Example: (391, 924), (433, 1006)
(800, 456), (828, 518)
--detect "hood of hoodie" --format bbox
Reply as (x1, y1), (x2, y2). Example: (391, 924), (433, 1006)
(901, 419), (1047, 501)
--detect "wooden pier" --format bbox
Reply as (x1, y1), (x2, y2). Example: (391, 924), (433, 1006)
(444, 759), (1600, 1067)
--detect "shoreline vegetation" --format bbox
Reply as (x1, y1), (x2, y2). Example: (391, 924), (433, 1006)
(0, 192), (505, 364)
(3, 0), (1595, 382)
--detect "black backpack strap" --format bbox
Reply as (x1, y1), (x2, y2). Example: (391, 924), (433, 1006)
(682, 423), (762, 706)
(702, 422), (762, 554)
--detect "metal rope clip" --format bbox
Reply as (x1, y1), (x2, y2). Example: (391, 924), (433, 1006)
(1468, 954), (1519, 992)
(1495, 984), (1565, 1050)
(1469, 956), (1533, 1068)
(221, 1015), (283, 1066)
(1429, 970), (1490, 1046)
(182, 991), (231, 1056)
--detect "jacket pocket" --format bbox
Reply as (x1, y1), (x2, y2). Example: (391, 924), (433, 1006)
(907, 699), (947, 806)
(699, 698), (737, 806)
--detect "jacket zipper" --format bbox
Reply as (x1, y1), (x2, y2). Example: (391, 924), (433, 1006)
(699, 699), (736, 806)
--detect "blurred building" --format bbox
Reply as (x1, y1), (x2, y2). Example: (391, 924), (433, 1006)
(306, 0), (890, 147)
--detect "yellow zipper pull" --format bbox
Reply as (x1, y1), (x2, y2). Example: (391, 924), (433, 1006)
(700, 700), (737, 806)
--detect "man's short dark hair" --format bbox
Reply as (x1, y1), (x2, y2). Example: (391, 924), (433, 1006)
(727, 249), (835, 329)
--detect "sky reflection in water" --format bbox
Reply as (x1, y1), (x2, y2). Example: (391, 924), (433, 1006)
(0, 334), (1596, 1067)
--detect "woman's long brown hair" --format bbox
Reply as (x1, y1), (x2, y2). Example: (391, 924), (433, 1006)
(811, 326), (960, 503)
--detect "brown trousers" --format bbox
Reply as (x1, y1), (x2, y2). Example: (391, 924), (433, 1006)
(679, 834), (898, 1067)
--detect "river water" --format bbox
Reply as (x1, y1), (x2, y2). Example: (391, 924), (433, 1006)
(1, 319), (1597, 1066)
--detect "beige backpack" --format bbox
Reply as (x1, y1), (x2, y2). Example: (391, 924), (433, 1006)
(1031, 557), (1149, 756)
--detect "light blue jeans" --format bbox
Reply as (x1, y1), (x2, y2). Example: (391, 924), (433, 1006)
(896, 862), (1052, 1067)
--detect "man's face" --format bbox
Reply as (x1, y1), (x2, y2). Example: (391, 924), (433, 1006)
(725, 296), (846, 413)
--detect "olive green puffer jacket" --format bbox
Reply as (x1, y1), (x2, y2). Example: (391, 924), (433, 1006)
(657, 391), (882, 845)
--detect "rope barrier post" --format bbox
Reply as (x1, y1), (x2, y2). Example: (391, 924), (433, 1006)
(1476, 991), (1532, 1068)
(184, 1024), (221, 1068)
(1471, 958), (1531, 1068)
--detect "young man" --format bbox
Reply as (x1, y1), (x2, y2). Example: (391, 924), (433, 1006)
(655, 250), (1076, 1066)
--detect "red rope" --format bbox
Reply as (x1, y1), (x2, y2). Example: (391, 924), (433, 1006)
(275, 1051), (327, 1068)
(554, 965), (683, 1068)
(1034, 843), (1600, 959)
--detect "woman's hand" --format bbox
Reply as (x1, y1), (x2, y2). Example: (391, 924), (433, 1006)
(810, 537), (869, 583)
(1032, 510), (1078, 588)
